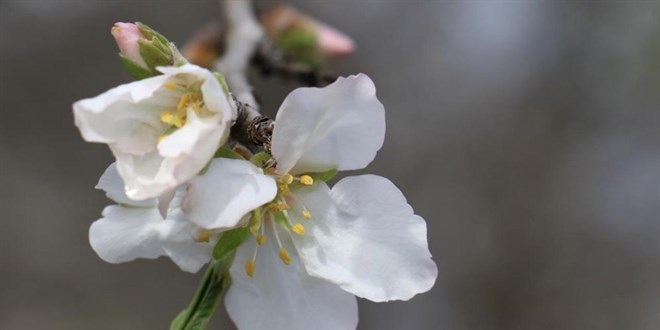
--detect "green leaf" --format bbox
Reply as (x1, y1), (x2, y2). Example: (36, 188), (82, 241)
(250, 152), (272, 168)
(213, 227), (250, 260)
(118, 54), (155, 80)
(213, 147), (245, 160)
(170, 257), (234, 330)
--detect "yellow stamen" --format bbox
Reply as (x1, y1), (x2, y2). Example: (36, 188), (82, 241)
(268, 202), (290, 212)
(291, 223), (305, 235)
(278, 183), (291, 196)
(164, 82), (178, 90)
(158, 135), (167, 143)
(194, 230), (212, 243)
(300, 175), (314, 186)
(280, 174), (294, 185)
(301, 210), (312, 220)
(161, 111), (174, 123)
(279, 247), (292, 265)
(256, 234), (267, 245)
(244, 259), (255, 277)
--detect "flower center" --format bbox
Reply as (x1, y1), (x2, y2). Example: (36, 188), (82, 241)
(242, 173), (315, 277)
(158, 81), (205, 141)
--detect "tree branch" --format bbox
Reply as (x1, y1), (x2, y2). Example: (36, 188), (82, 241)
(215, 0), (273, 151)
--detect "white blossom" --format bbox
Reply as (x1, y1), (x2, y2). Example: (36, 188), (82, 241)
(182, 74), (437, 329)
(89, 163), (214, 273)
(74, 64), (234, 200)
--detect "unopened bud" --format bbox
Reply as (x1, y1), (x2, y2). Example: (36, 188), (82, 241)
(112, 22), (148, 69)
(261, 5), (356, 66)
(111, 22), (187, 79)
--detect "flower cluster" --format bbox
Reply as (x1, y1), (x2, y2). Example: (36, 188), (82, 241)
(74, 22), (436, 330)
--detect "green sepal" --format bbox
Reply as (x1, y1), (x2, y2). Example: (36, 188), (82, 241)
(139, 38), (173, 71)
(277, 27), (321, 67)
(136, 22), (170, 46)
(213, 72), (230, 98)
(308, 168), (337, 182)
(213, 146), (245, 160)
(118, 54), (156, 80)
(212, 227), (250, 260)
(250, 152), (272, 168)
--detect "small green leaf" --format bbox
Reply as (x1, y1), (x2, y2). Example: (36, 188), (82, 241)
(170, 257), (234, 330)
(250, 152), (272, 168)
(118, 54), (155, 80)
(213, 227), (250, 260)
(213, 147), (245, 160)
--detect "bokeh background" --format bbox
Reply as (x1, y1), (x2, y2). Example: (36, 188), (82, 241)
(1, 0), (659, 329)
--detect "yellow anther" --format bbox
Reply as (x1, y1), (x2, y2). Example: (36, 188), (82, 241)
(158, 135), (167, 143)
(291, 223), (305, 236)
(256, 235), (267, 245)
(268, 202), (290, 212)
(279, 247), (292, 265)
(280, 174), (294, 185)
(194, 230), (212, 243)
(301, 210), (312, 220)
(278, 183), (291, 196)
(164, 82), (178, 90)
(300, 175), (314, 185)
(245, 259), (255, 277)
(161, 111), (174, 123)
(161, 111), (185, 128)
(177, 94), (191, 111)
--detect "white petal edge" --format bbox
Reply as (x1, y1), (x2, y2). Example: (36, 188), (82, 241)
(89, 203), (212, 273)
(271, 74), (385, 175)
(96, 162), (157, 207)
(225, 228), (358, 330)
(182, 158), (277, 230)
(292, 175), (438, 302)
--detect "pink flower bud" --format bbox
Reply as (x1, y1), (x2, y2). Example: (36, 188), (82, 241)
(111, 22), (148, 69)
(316, 22), (356, 57)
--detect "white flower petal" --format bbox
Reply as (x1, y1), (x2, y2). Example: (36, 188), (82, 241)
(89, 202), (212, 273)
(73, 75), (171, 155)
(89, 205), (165, 264)
(225, 230), (358, 330)
(271, 74), (385, 175)
(161, 210), (214, 273)
(292, 175), (437, 302)
(95, 163), (157, 207)
(182, 158), (277, 229)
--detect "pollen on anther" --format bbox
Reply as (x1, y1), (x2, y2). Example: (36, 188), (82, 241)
(279, 248), (292, 265)
(301, 210), (312, 220)
(300, 175), (314, 185)
(164, 82), (178, 90)
(291, 223), (305, 235)
(245, 260), (255, 277)
(194, 230), (212, 243)
(256, 235), (267, 245)
(280, 174), (294, 185)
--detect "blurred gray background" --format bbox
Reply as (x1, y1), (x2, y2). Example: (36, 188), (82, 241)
(1, 0), (659, 329)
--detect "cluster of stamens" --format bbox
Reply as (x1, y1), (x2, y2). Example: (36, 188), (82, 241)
(244, 173), (316, 277)
(158, 81), (205, 141)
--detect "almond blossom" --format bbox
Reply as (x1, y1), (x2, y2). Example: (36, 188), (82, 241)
(181, 74), (438, 329)
(73, 64), (234, 200)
